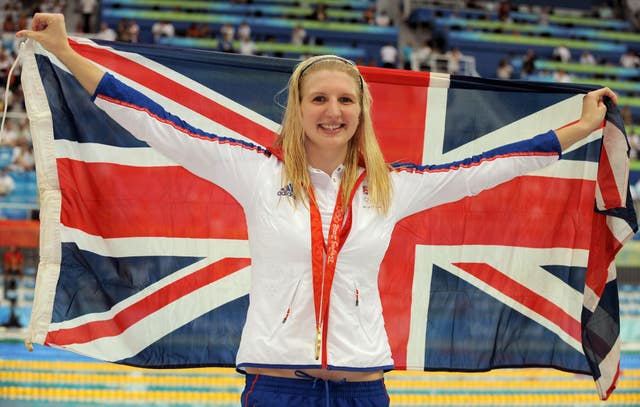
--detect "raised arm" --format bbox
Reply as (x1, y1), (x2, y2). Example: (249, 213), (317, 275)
(17, 13), (104, 95)
(555, 87), (617, 151)
(17, 13), (273, 207)
(392, 87), (619, 219)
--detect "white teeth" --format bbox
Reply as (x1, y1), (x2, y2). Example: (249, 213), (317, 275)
(321, 124), (341, 130)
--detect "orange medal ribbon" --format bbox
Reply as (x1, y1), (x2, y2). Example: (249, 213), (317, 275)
(308, 171), (366, 367)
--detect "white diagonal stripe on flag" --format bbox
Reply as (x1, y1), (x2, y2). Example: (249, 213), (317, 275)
(54, 265), (251, 361)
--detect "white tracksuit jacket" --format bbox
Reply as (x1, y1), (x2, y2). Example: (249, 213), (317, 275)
(93, 73), (562, 372)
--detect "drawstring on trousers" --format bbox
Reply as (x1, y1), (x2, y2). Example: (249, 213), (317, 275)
(294, 370), (347, 407)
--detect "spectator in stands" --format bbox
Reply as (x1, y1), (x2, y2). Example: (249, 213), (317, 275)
(96, 22), (117, 42)
(79, 0), (96, 33)
(1, 2), (16, 22)
(594, 2), (614, 19)
(0, 167), (14, 195)
(580, 50), (597, 66)
(128, 20), (140, 43)
(291, 24), (307, 46)
(521, 49), (537, 78)
(628, 128), (640, 160)
(0, 47), (14, 84)
(116, 18), (140, 43)
(380, 42), (398, 69)
(197, 23), (212, 39)
(0, 43), (10, 59)
(17, 13), (29, 32)
(553, 69), (571, 83)
(219, 25), (235, 53)
(410, 39), (432, 71)
(44, 1), (65, 14)
(3, 14), (16, 32)
(238, 21), (251, 42)
(17, 120), (30, 143)
(496, 58), (513, 79)
(538, 6), (551, 26)
(239, 37), (256, 56)
(310, 3), (328, 22)
(552, 44), (571, 63)
(220, 23), (235, 41)
(445, 47), (463, 74)
(152, 20), (175, 43)
(497, 1), (512, 22)
(401, 40), (414, 70)
(375, 10), (391, 27)
(116, 19), (131, 42)
(1, 119), (19, 146)
(3, 245), (24, 328)
(620, 50), (640, 68)
(3, 246), (24, 281)
(16, 144), (35, 172)
(1, 87), (15, 117)
(362, 6), (376, 25)
(9, 80), (24, 112)
(185, 23), (200, 38)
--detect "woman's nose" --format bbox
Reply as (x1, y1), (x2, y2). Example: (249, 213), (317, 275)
(326, 98), (341, 116)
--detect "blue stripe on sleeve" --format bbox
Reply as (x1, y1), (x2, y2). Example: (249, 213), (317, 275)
(94, 73), (272, 157)
(392, 130), (561, 172)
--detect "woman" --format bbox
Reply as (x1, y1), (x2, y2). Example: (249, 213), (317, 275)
(17, 13), (616, 407)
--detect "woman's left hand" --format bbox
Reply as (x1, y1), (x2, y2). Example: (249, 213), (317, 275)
(556, 87), (618, 151)
(579, 87), (617, 133)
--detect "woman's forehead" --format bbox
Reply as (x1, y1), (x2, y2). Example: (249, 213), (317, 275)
(300, 69), (359, 93)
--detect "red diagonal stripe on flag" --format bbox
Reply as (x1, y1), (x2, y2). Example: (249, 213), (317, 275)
(596, 140), (623, 209)
(70, 40), (279, 148)
(453, 262), (582, 342)
(45, 257), (251, 346)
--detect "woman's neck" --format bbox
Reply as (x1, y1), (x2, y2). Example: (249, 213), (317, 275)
(306, 146), (347, 175)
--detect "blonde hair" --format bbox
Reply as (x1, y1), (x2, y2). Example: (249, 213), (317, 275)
(273, 55), (391, 214)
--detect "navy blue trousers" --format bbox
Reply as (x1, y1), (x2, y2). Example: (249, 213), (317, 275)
(240, 373), (390, 407)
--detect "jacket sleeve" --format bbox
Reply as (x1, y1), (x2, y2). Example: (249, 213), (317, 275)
(390, 130), (562, 219)
(91, 72), (275, 205)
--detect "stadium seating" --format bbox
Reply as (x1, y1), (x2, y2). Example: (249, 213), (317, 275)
(101, 0), (366, 22)
(0, 170), (38, 221)
(406, 2), (640, 118)
(510, 59), (640, 80)
(446, 30), (625, 75)
(0, 265), (35, 328)
(434, 17), (640, 44)
(0, 147), (12, 168)
(99, 0), (396, 63)
(157, 37), (367, 59)
(408, 6), (632, 30)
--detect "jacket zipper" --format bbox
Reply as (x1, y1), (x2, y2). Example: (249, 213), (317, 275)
(315, 284), (362, 366)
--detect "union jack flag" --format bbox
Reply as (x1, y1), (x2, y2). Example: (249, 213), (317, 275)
(21, 38), (636, 399)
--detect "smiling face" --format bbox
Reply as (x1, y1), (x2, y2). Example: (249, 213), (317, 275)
(299, 69), (362, 172)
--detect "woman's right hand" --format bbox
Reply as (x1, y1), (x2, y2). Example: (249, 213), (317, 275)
(17, 13), (104, 95)
(16, 13), (71, 57)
